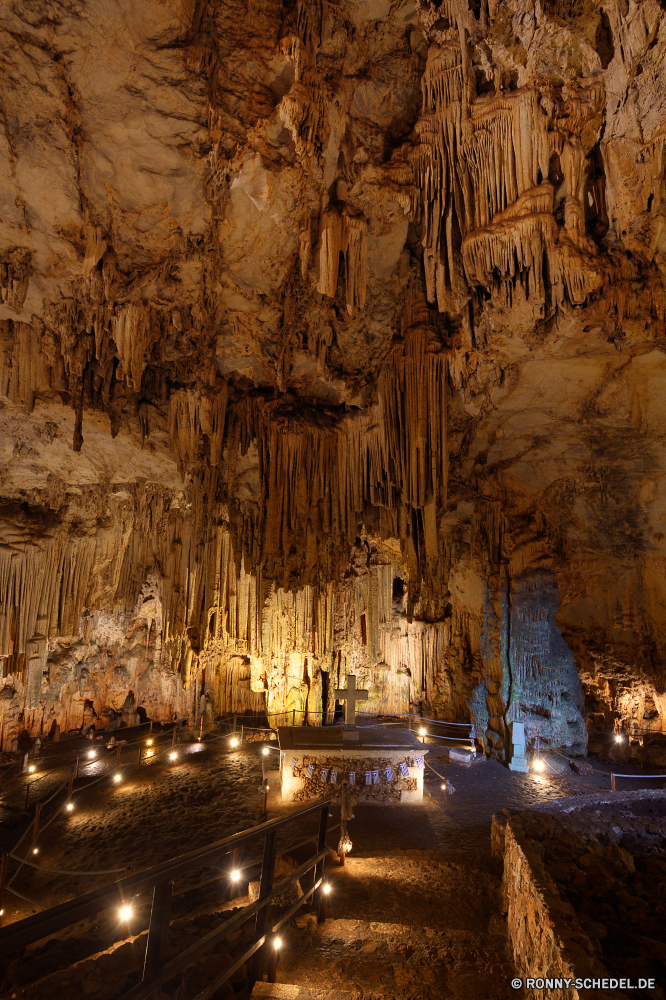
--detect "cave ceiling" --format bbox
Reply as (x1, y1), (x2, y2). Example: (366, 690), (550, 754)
(1, 0), (666, 759)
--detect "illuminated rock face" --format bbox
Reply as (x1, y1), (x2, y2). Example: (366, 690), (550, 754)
(1, 0), (665, 758)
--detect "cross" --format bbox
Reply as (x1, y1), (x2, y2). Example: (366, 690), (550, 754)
(334, 674), (368, 727)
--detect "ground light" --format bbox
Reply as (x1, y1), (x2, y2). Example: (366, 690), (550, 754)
(32, 848), (38, 854)
(113, 773), (121, 783)
(66, 802), (73, 811)
(262, 747), (269, 756)
(615, 734), (624, 743)
(28, 765), (35, 773)
(88, 749), (96, 759)
(146, 739), (153, 746)
(441, 783), (446, 790)
(169, 751), (177, 761)
(419, 728), (426, 737)
(230, 737), (239, 748)
(533, 758), (545, 772)
(274, 937), (281, 949)
(119, 904), (133, 921)
(323, 884), (330, 894)
(230, 870), (240, 882)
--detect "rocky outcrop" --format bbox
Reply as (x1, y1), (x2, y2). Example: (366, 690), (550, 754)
(1, 0), (666, 759)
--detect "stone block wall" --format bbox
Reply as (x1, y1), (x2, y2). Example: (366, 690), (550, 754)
(503, 814), (617, 1000)
(501, 792), (666, 1000)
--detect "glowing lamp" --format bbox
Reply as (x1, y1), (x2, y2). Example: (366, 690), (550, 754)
(338, 837), (352, 856)
(113, 773), (121, 783)
(231, 870), (241, 882)
(419, 728), (426, 737)
(88, 750), (96, 759)
(0, 909), (4, 916)
(169, 751), (177, 761)
(533, 758), (545, 772)
(119, 904), (133, 921)
(230, 737), (239, 748)
(441, 783), (446, 790)
(274, 937), (281, 949)
(614, 734), (623, 743)
(66, 802), (73, 812)
(262, 747), (269, 756)
(28, 765), (35, 773)
(32, 848), (38, 854)
(323, 883), (331, 894)
(146, 739), (153, 746)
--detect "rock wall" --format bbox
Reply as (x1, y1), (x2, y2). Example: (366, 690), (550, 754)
(1, 0), (666, 755)
(499, 793), (666, 998)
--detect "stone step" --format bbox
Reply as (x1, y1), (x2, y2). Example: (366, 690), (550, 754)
(251, 985), (361, 999)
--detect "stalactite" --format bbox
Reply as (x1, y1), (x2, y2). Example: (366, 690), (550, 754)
(0, 247), (31, 315)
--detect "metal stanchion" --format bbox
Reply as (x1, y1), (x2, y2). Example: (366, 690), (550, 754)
(24, 782), (31, 812)
(230, 848), (240, 901)
(0, 853), (8, 920)
(32, 802), (41, 844)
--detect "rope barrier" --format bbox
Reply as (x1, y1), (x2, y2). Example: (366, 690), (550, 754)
(4, 885), (45, 909)
(8, 853), (126, 876)
(538, 752), (603, 792)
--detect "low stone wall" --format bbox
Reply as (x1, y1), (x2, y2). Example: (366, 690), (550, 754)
(499, 791), (666, 1000)
(503, 814), (615, 1000)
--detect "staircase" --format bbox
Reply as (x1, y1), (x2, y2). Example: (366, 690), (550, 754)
(250, 850), (521, 1000)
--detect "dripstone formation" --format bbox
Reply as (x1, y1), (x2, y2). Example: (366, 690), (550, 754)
(1, 0), (665, 763)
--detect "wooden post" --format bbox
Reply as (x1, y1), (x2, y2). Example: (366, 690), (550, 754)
(172, 725), (177, 747)
(292, 708), (295, 726)
(230, 848), (240, 901)
(148, 720), (153, 735)
(249, 830), (277, 986)
(316, 804), (329, 924)
(611, 773), (616, 792)
(241, 724), (244, 744)
(0, 853), (8, 918)
(267, 936), (279, 983)
(67, 767), (75, 800)
(75, 755), (79, 779)
(233, 715), (237, 735)
(32, 802), (41, 843)
(138, 747), (142, 768)
(339, 849), (345, 867)
(198, 715), (203, 741)
(24, 782), (31, 811)
(116, 745), (121, 768)
(143, 880), (173, 982)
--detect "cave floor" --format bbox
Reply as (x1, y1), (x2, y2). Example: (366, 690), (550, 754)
(0, 732), (608, 1000)
(0, 731), (594, 924)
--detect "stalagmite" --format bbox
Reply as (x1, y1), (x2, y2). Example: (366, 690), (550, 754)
(0, 0), (665, 766)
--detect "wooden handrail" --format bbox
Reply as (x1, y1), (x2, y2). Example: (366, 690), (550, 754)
(0, 796), (333, 953)
(119, 844), (330, 1000)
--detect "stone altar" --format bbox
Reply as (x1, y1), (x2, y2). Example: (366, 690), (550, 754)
(277, 726), (429, 806)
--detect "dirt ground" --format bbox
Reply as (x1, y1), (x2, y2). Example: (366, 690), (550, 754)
(0, 729), (601, 1000)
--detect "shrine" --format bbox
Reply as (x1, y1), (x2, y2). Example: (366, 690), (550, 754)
(277, 675), (429, 805)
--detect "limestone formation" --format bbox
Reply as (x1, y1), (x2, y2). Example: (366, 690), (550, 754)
(1, 0), (666, 762)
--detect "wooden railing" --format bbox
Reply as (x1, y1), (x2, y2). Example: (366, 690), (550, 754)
(0, 797), (334, 1000)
